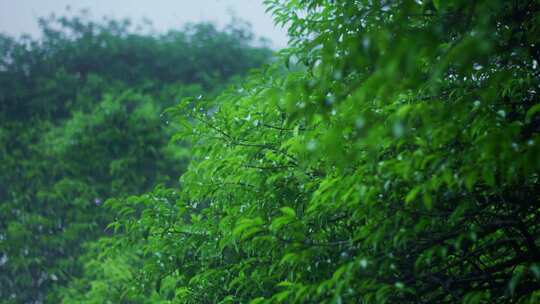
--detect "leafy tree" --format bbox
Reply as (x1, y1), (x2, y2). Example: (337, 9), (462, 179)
(81, 0), (540, 303)
(0, 14), (271, 303)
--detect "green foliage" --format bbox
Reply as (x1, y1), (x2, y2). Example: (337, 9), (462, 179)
(0, 14), (271, 303)
(0, 14), (270, 122)
(4, 0), (540, 303)
(70, 0), (540, 303)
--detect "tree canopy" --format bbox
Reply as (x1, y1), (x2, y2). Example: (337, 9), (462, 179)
(2, 0), (540, 303)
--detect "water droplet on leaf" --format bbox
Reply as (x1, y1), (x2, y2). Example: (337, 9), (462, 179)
(306, 139), (318, 151)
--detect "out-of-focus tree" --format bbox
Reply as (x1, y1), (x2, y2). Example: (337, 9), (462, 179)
(0, 13), (271, 303)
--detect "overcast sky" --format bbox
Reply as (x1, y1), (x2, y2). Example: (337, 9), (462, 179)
(0, 0), (289, 48)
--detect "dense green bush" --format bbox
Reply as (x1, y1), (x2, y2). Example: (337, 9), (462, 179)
(0, 14), (271, 303)
(73, 0), (540, 303)
(3, 0), (540, 303)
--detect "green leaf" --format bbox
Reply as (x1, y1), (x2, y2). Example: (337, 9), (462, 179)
(280, 206), (296, 217)
(249, 298), (267, 304)
(526, 103), (540, 123)
(405, 187), (421, 204)
(422, 192), (433, 210)
(432, 0), (440, 10)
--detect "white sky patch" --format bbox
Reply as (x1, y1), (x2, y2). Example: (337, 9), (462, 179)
(0, 0), (289, 48)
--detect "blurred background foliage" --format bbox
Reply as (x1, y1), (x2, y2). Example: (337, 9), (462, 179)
(0, 13), (271, 303)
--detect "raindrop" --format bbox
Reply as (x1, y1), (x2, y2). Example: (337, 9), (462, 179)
(355, 117), (365, 129)
(472, 63), (483, 71)
(325, 93), (336, 105)
(359, 258), (368, 268)
(0, 254), (8, 266)
(362, 37), (370, 49)
(393, 121), (404, 137)
(306, 139), (318, 151)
